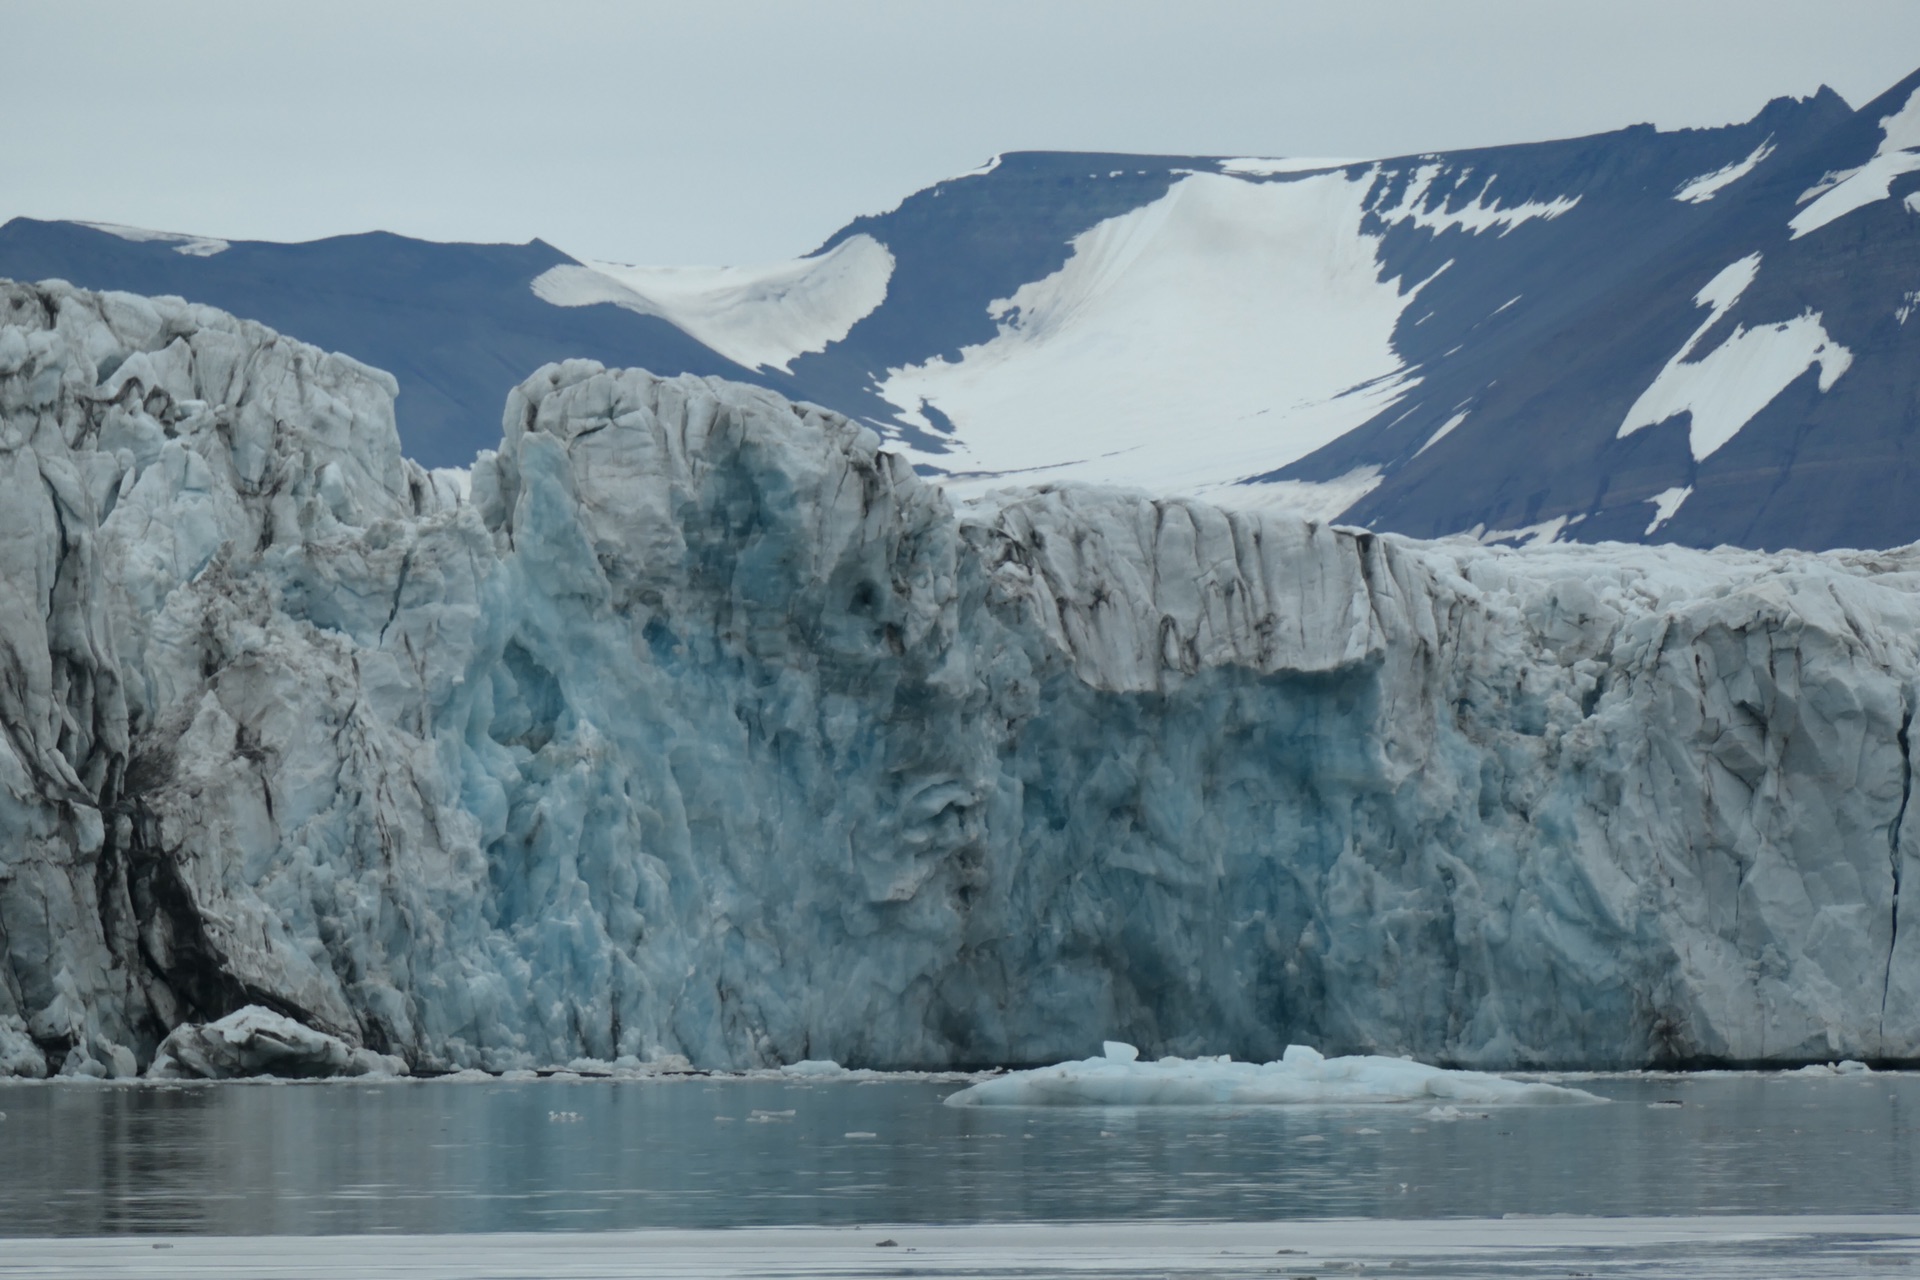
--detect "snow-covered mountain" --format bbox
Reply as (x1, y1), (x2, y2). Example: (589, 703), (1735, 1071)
(2, 281), (1917, 1077)
(6, 67), (1919, 551)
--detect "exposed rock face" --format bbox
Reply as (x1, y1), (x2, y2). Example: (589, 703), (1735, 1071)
(0, 279), (1916, 1075)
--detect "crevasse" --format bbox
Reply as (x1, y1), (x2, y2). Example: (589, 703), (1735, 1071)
(0, 279), (1916, 1077)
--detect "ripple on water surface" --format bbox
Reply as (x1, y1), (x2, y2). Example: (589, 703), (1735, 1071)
(0, 1071), (1914, 1235)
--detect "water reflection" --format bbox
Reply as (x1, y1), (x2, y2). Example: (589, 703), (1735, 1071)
(0, 1073), (1913, 1235)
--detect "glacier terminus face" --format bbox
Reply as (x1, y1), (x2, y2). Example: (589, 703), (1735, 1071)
(0, 280), (1916, 1078)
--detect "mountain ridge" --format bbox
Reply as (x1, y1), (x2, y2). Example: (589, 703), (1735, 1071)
(3, 67), (1915, 550)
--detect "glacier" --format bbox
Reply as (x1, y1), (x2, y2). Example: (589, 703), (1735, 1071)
(0, 278), (1917, 1077)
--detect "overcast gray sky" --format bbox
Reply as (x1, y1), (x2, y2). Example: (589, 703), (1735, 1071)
(8, 1), (1920, 264)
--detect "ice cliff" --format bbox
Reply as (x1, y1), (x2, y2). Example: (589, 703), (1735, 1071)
(1, 279), (1917, 1077)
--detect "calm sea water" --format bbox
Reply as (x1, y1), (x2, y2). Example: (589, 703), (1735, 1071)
(0, 1071), (1913, 1236)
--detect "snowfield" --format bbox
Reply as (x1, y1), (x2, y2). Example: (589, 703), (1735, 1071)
(533, 233), (894, 372)
(875, 170), (1428, 501)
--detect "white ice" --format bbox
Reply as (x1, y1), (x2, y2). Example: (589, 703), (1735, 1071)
(944, 1042), (1603, 1107)
(1643, 484), (1693, 536)
(1369, 163), (1581, 236)
(1674, 137), (1776, 203)
(1415, 409), (1469, 456)
(1619, 253), (1852, 461)
(1226, 464), (1384, 521)
(1217, 156), (1366, 176)
(75, 221), (230, 257)
(1791, 86), (1920, 239)
(149, 1007), (408, 1080)
(876, 171), (1426, 501)
(531, 233), (894, 372)
(1472, 513), (1577, 546)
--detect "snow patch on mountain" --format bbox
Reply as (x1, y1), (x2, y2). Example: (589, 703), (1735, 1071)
(1628, 314), (1851, 462)
(532, 234), (894, 372)
(1674, 138), (1776, 203)
(1416, 410), (1470, 457)
(876, 171), (1423, 501)
(1620, 253), (1852, 462)
(1229, 464), (1384, 522)
(1644, 485), (1693, 536)
(1219, 157), (1365, 176)
(1790, 87), (1920, 238)
(1474, 514), (1580, 547)
(76, 221), (230, 257)
(1370, 165), (1581, 236)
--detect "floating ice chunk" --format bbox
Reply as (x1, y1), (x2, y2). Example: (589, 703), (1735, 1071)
(943, 1046), (1605, 1107)
(147, 1007), (408, 1080)
(746, 1109), (796, 1123)
(781, 1059), (847, 1078)
(1791, 1059), (1875, 1077)
(1103, 1041), (1140, 1063)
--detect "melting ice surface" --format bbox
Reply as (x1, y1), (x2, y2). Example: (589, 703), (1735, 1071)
(945, 1042), (1604, 1107)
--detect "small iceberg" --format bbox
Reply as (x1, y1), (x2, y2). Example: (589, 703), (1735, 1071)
(943, 1043), (1604, 1107)
(148, 1006), (408, 1081)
